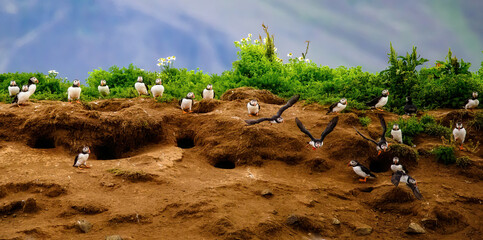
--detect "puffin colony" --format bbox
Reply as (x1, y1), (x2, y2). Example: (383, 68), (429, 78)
(6, 76), (480, 200)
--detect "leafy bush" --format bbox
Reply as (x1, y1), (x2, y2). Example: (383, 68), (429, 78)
(456, 156), (471, 168)
(432, 145), (456, 165)
(359, 116), (371, 127)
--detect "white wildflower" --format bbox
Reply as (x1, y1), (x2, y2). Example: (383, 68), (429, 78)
(298, 56), (304, 61)
(287, 53), (293, 57)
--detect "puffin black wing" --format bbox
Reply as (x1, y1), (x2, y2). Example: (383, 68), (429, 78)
(391, 171), (404, 186)
(320, 116), (339, 141)
(407, 179), (423, 200)
(326, 102), (338, 115)
(178, 98), (183, 106)
(12, 95), (18, 104)
(295, 117), (316, 141)
(275, 94), (300, 117)
(353, 127), (378, 146)
(73, 155), (79, 167)
(359, 163), (376, 178)
(144, 83), (149, 95)
(245, 118), (272, 126)
(366, 95), (382, 107)
(404, 104), (417, 114)
(378, 114), (387, 141)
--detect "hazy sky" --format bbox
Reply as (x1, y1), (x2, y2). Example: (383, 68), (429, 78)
(1, 0), (482, 81)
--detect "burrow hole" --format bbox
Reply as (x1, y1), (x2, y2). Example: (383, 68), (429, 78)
(31, 135), (56, 149)
(369, 157), (392, 173)
(177, 136), (195, 149)
(214, 158), (236, 169)
(94, 144), (118, 160)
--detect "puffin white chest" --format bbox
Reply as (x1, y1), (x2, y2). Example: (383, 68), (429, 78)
(202, 89), (214, 99)
(353, 166), (369, 178)
(135, 82), (148, 95)
(399, 174), (409, 184)
(151, 85), (164, 98)
(247, 103), (259, 115)
(8, 86), (20, 96)
(453, 128), (466, 143)
(98, 85), (110, 96)
(375, 96), (388, 108)
(391, 129), (403, 143)
(68, 87), (81, 100)
(28, 84), (36, 96)
(74, 153), (89, 167)
(181, 99), (193, 110)
(466, 99), (479, 109)
(391, 164), (404, 173)
(17, 92), (30, 104)
(333, 103), (346, 113)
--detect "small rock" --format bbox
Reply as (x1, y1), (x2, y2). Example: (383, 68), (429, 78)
(106, 235), (123, 240)
(332, 218), (340, 225)
(406, 222), (426, 234)
(76, 219), (92, 233)
(261, 189), (273, 198)
(23, 198), (38, 213)
(354, 223), (372, 236)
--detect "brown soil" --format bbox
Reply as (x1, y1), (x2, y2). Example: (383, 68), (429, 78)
(0, 89), (482, 239)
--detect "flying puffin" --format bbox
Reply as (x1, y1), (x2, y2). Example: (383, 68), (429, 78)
(12, 85), (30, 106)
(404, 96), (417, 115)
(245, 95), (299, 125)
(326, 98), (347, 115)
(295, 116), (339, 150)
(98, 79), (110, 97)
(134, 76), (149, 96)
(8, 81), (20, 97)
(73, 146), (91, 169)
(366, 89), (389, 111)
(27, 77), (39, 96)
(453, 122), (466, 150)
(202, 84), (215, 100)
(391, 171), (423, 200)
(353, 114), (389, 155)
(247, 99), (260, 116)
(348, 160), (376, 183)
(67, 79), (82, 103)
(391, 124), (403, 144)
(390, 157), (408, 174)
(151, 78), (164, 99)
(179, 92), (195, 113)
(464, 92), (479, 110)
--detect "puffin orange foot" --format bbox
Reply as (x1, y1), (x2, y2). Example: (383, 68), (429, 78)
(359, 178), (367, 182)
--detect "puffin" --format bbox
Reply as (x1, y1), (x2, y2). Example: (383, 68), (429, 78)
(73, 146), (91, 169)
(245, 94), (300, 125)
(353, 114), (389, 155)
(452, 122), (466, 150)
(27, 77), (39, 96)
(202, 84), (215, 100)
(98, 79), (110, 97)
(8, 81), (20, 97)
(326, 98), (347, 115)
(295, 116), (339, 150)
(390, 157), (408, 174)
(151, 78), (165, 99)
(348, 160), (376, 183)
(366, 89), (389, 111)
(67, 79), (82, 103)
(247, 99), (260, 116)
(12, 85), (30, 106)
(134, 76), (149, 96)
(391, 124), (403, 144)
(179, 92), (195, 113)
(464, 92), (479, 110)
(391, 171), (423, 200)
(404, 96), (417, 115)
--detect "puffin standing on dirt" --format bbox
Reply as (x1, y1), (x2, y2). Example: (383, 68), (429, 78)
(391, 124), (403, 144)
(326, 98), (347, 115)
(247, 99), (260, 116)
(366, 89), (389, 111)
(12, 85), (30, 106)
(98, 79), (110, 97)
(295, 116), (339, 150)
(464, 92), (479, 110)
(27, 77), (39, 96)
(353, 114), (389, 155)
(67, 79), (82, 103)
(134, 76), (149, 96)
(151, 78), (165, 99)
(390, 157), (408, 174)
(180, 92), (195, 113)
(453, 122), (466, 150)
(245, 95), (300, 125)
(404, 97), (417, 115)
(348, 160), (376, 183)
(73, 146), (91, 169)
(8, 81), (20, 96)
(202, 84), (214, 100)
(391, 171), (423, 200)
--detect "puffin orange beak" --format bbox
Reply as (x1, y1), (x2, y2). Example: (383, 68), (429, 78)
(88, 149), (91, 154)
(347, 162), (351, 167)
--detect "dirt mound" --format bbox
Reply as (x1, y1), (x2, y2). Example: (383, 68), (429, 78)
(431, 206), (469, 234)
(193, 99), (222, 113)
(220, 87), (285, 104)
(369, 187), (418, 215)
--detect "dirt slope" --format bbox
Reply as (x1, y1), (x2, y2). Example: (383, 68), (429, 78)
(0, 88), (482, 240)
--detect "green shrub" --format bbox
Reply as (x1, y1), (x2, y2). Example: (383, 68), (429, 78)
(456, 156), (471, 168)
(432, 145), (456, 165)
(359, 116), (371, 127)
